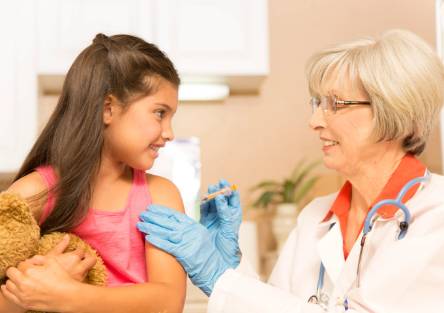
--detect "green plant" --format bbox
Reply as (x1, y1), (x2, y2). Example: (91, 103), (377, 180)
(250, 159), (320, 209)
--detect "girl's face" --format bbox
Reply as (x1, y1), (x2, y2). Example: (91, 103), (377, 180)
(103, 80), (178, 171)
(309, 75), (401, 177)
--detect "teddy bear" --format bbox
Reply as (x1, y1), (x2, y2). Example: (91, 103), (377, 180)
(0, 192), (107, 313)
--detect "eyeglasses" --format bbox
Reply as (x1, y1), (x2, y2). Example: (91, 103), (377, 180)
(311, 95), (371, 114)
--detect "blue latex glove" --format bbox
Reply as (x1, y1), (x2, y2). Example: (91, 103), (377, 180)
(137, 204), (235, 296)
(200, 179), (242, 268)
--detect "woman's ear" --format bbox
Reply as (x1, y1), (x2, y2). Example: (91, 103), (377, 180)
(103, 95), (118, 125)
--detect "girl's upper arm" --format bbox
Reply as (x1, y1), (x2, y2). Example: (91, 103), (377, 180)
(145, 174), (187, 291)
(6, 172), (48, 223)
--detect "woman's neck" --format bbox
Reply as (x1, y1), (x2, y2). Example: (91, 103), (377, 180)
(346, 150), (405, 214)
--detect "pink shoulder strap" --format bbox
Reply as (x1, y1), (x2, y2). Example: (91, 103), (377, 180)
(36, 167), (151, 225)
(129, 169), (152, 207)
(35, 165), (57, 225)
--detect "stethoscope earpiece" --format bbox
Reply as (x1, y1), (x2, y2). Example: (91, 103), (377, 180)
(399, 221), (408, 231)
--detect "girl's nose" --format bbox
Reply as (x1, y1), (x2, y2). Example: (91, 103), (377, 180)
(162, 123), (175, 142)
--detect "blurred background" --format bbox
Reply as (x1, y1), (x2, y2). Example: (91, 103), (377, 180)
(1, 0), (443, 312)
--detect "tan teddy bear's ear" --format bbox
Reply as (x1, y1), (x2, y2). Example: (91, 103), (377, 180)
(0, 192), (40, 280)
(0, 192), (37, 225)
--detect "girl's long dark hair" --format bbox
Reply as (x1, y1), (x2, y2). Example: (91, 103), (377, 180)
(15, 34), (180, 235)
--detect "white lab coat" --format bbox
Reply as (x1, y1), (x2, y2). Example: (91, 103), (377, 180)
(208, 173), (444, 313)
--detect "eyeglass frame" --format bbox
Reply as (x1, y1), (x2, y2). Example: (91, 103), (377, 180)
(310, 95), (371, 114)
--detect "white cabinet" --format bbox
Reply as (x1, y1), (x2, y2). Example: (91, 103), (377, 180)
(154, 0), (268, 77)
(0, 1), (38, 172)
(36, 0), (268, 90)
(37, 0), (156, 74)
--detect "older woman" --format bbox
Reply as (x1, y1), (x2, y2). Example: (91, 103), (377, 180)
(137, 29), (444, 312)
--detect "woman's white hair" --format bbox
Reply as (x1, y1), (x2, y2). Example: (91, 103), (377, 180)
(306, 29), (444, 155)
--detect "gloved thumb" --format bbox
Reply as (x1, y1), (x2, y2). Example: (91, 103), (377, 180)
(215, 195), (242, 233)
(215, 195), (232, 222)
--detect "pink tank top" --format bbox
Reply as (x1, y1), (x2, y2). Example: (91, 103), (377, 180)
(36, 165), (151, 286)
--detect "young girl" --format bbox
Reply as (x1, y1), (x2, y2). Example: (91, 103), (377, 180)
(0, 33), (186, 313)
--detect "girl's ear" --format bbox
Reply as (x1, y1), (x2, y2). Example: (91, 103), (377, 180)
(103, 95), (119, 125)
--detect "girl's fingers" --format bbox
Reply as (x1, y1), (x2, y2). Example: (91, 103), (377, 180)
(5, 267), (25, 284)
(71, 246), (86, 260)
(46, 234), (70, 256)
(5, 279), (20, 295)
(1, 284), (22, 307)
(81, 254), (97, 270)
(29, 255), (46, 265)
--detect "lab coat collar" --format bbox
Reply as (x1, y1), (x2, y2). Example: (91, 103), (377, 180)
(317, 219), (345, 284)
(369, 154), (426, 219)
(317, 219), (377, 294)
(320, 154), (426, 223)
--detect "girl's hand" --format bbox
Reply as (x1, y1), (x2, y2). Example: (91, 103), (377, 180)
(1, 255), (80, 312)
(44, 235), (97, 282)
(18, 250), (96, 284)
(53, 248), (97, 282)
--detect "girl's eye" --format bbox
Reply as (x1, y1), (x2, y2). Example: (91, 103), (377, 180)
(155, 110), (166, 119)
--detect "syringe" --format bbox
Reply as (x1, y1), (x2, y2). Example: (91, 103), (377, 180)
(201, 185), (237, 202)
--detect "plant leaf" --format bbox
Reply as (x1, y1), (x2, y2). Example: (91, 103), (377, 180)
(253, 190), (279, 208)
(293, 176), (319, 204)
(291, 160), (321, 189)
(282, 180), (295, 202)
(249, 180), (280, 192)
(289, 159), (307, 182)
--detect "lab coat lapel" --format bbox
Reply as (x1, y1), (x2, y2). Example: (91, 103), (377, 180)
(335, 230), (364, 293)
(336, 217), (398, 294)
(317, 221), (345, 284)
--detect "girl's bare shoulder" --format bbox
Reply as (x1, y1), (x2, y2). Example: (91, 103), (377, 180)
(6, 171), (48, 219)
(145, 173), (184, 213)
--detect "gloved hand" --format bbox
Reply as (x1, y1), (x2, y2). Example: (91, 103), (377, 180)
(137, 204), (235, 296)
(200, 179), (242, 268)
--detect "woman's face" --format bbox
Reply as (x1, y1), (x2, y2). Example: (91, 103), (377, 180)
(309, 75), (400, 177)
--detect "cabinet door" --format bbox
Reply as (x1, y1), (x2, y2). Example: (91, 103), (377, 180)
(154, 0), (269, 76)
(0, 0), (38, 172)
(37, 0), (157, 74)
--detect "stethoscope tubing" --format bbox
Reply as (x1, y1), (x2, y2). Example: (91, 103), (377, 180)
(310, 172), (430, 309)
(363, 173), (429, 236)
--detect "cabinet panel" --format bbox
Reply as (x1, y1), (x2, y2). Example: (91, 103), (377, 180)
(36, 0), (268, 79)
(37, 0), (156, 74)
(0, 13), (17, 153)
(155, 0), (269, 75)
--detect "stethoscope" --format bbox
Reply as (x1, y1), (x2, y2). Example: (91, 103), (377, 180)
(307, 172), (431, 310)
